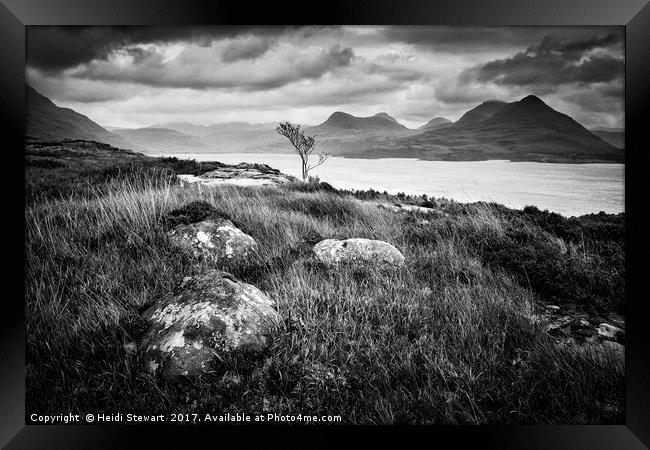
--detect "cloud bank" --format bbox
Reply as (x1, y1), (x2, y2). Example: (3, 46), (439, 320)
(26, 25), (624, 129)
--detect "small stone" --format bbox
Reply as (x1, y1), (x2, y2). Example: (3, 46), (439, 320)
(123, 342), (137, 353)
(545, 305), (560, 311)
(597, 323), (625, 342)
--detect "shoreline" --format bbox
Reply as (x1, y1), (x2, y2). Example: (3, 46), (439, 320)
(153, 152), (624, 218)
(145, 150), (624, 165)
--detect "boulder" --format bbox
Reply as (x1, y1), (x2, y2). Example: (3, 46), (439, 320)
(169, 219), (257, 263)
(139, 270), (280, 380)
(166, 201), (257, 264)
(313, 238), (405, 267)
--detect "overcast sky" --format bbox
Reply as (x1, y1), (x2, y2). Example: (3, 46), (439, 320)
(26, 25), (624, 129)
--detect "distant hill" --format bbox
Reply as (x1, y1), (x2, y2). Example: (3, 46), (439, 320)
(308, 111), (411, 133)
(25, 85), (137, 150)
(111, 127), (208, 153)
(158, 121), (276, 137)
(418, 117), (452, 131)
(298, 111), (416, 156)
(590, 128), (625, 149)
(458, 95), (621, 160)
(110, 123), (290, 154)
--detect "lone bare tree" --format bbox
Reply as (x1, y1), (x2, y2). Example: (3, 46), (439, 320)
(276, 122), (330, 182)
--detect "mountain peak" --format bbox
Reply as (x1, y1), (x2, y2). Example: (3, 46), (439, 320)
(374, 112), (399, 123)
(519, 94), (546, 105)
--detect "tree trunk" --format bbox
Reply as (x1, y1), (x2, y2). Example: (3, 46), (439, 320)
(301, 158), (308, 181)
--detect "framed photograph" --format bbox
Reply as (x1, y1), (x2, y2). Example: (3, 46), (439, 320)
(3, 0), (649, 447)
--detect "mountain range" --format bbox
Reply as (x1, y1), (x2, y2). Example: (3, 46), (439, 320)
(25, 85), (624, 163)
(381, 95), (623, 162)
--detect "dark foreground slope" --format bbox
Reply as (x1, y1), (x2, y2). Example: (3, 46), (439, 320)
(25, 140), (624, 424)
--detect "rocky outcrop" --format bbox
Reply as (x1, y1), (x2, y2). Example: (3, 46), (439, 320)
(533, 303), (625, 347)
(313, 238), (405, 267)
(166, 201), (257, 265)
(178, 162), (296, 187)
(376, 202), (437, 215)
(515, 304), (626, 367)
(139, 270), (280, 380)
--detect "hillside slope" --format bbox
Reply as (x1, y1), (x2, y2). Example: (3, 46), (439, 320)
(25, 85), (138, 150)
(419, 117), (452, 131)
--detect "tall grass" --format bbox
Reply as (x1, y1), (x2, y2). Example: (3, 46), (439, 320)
(25, 169), (624, 424)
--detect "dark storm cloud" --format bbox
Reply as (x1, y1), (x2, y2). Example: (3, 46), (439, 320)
(564, 90), (622, 114)
(471, 32), (624, 87)
(220, 38), (272, 63)
(597, 81), (624, 99)
(26, 26), (302, 71)
(382, 26), (624, 54)
(362, 62), (424, 82)
(71, 44), (355, 91)
(382, 26), (545, 52)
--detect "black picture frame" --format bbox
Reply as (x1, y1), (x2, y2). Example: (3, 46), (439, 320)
(3, 0), (649, 448)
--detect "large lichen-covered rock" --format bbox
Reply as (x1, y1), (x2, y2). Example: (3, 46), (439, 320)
(139, 270), (280, 380)
(166, 201), (257, 264)
(313, 238), (405, 267)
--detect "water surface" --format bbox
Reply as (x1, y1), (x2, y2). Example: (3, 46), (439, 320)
(160, 153), (624, 217)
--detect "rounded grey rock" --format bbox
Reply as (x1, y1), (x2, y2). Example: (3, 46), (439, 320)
(168, 218), (257, 264)
(313, 238), (405, 267)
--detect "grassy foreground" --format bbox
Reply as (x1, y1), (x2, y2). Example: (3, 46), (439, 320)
(25, 143), (624, 424)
